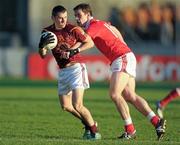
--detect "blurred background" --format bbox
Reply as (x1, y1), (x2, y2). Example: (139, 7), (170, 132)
(0, 0), (179, 82)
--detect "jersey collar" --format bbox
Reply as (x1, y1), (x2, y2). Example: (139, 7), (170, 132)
(84, 17), (94, 30)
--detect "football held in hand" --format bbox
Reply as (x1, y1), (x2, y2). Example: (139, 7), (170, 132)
(41, 31), (58, 50)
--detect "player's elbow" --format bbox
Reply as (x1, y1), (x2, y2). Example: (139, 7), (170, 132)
(86, 35), (94, 48)
(89, 39), (94, 48)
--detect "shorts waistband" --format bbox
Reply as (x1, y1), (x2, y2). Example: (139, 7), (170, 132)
(60, 63), (82, 70)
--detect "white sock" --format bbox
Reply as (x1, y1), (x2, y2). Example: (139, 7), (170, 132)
(147, 111), (156, 121)
(124, 118), (132, 125)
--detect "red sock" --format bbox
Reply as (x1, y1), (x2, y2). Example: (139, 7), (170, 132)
(90, 124), (98, 134)
(125, 124), (135, 134)
(151, 115), (160, 127)
(160, 89), (179, 107)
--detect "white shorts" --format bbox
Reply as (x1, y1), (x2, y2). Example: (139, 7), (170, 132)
(58, 63), (89, 95)
(110, 52), (136, 77)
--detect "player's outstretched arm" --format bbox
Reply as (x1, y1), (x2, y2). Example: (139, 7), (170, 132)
(69, 34), (94, 57)
(79, 34), (94, 52)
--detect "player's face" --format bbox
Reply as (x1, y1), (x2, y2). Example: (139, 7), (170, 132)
(74, 9), (89, 27)
(52, 11), (67, 29)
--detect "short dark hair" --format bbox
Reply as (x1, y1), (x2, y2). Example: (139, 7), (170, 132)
(73, 3), (93, 16)
(52, 5), (67, 16)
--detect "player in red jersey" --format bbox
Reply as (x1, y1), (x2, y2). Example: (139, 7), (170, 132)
(38, 5), (101, 140)
(156, 87), (180, 118)
(72, 3), (166, 140)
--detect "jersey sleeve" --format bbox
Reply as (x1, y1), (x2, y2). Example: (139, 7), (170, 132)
(70, 27), (87, 42)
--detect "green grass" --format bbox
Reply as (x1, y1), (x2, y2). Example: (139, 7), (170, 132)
(0, 80), (180, 145)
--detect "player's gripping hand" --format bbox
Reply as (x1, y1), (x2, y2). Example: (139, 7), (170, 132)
(58, 48), (80, 59)
(68, 48), (80, 57)
(59, 50), (70, 59)
(39, 32), (55, 49)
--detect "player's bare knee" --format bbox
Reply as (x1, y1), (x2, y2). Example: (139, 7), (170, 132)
(123, 90), (137, 102)
(61, 106), (68, 111)
(74, 103), (83, 112)
(110, 92), (120, 102)
(61, 105), (72, 112)
(127, 95), (137, 103)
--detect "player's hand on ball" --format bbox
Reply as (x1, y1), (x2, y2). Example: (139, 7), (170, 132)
(39, 32), (55, 49)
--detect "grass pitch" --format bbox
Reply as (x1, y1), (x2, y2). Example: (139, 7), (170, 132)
(0, 79), (180, 145)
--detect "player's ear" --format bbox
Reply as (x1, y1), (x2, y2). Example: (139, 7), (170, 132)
(87, 12), (91, 17)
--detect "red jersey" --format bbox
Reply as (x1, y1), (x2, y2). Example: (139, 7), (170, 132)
(44, 23), (86, 68)
(86, 19), (131, 63)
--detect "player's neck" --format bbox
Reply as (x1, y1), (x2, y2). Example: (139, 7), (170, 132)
(84, 16), (93, 29)
(55, 27), (63, 30)
(54, 23), (65, 30)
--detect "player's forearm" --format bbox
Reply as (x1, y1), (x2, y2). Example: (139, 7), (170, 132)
(79, 35), (94, 52)
(68, 35), (94, 57)
(71, 42), (82, 49)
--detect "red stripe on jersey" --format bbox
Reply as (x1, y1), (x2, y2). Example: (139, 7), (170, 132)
(121, 55), (127, 72)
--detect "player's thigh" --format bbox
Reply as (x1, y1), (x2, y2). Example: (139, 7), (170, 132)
(127, 76), (136, 92)
(110, 71), (130, 94)
(123, 77), (136, 101)
(72, 88), (85, 107)
(59, 93), (73, 108)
